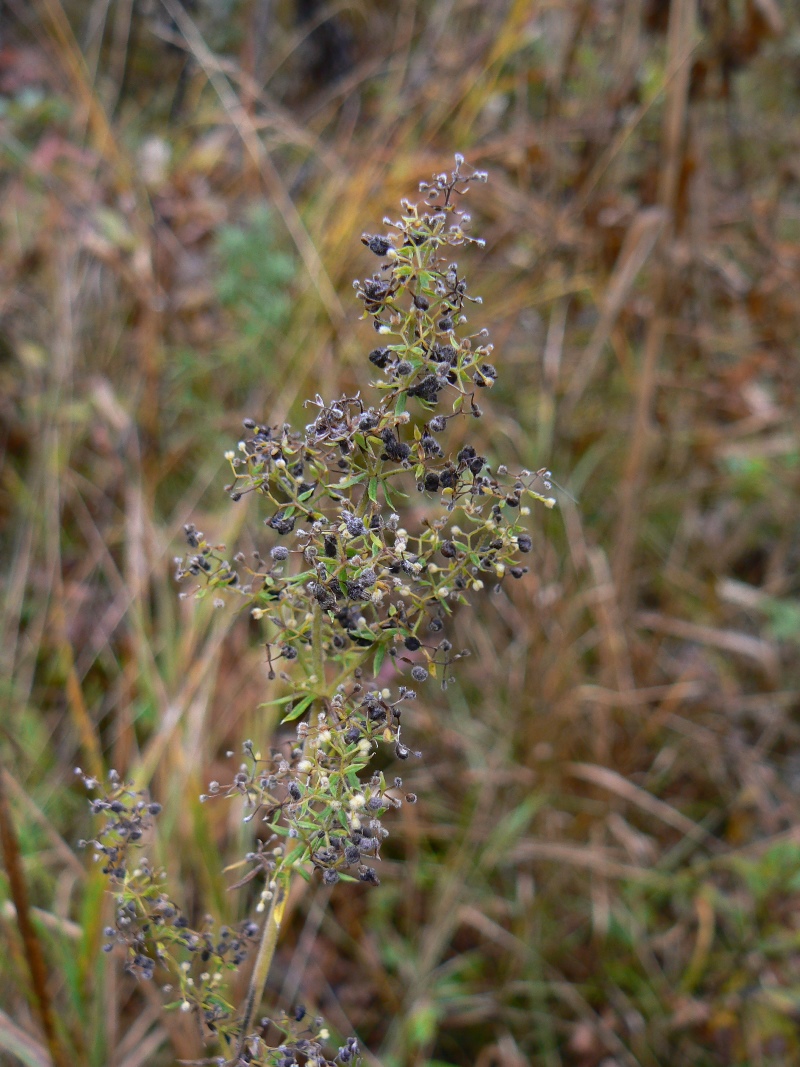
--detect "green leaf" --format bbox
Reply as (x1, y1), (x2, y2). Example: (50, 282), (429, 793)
(285, 843), (309, 866)
(281, 694), (314, 723)
(407, 1000), (439, 1045)
(333, 472), (366, 490)
(382, 479), (398, 510)
(368, 476), (378, 503)
(395, 393), (407, 416)
(259, 694), (297, 708)
(373, 643), (386, 677)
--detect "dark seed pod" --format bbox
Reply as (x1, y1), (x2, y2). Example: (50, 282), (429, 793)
(421, 433), (444, 458)
(358, 866), (380, 885)
(407, 375), (442, 404)
(365, 235), (392, 256)
(266, 512), (296, 536)
(368, 347), (392, 368)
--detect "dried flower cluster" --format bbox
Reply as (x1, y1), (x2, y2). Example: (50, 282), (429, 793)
(86, 157), (552, 1065)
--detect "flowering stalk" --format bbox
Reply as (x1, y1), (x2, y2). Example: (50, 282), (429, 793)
(79, 157), (554, 1066)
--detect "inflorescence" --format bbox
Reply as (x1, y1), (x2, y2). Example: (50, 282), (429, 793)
(86, 157), (553, 1065)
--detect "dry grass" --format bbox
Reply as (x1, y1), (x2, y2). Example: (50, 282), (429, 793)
(2, 1), (800, 1064)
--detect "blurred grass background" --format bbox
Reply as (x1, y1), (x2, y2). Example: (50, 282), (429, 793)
(2, 1), (800, 1064)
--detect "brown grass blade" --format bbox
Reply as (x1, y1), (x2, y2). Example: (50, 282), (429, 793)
(0, 768), (73, 1067)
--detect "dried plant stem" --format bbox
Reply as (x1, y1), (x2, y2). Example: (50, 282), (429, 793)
(232, 875), (288, 1064)
(0, 768), (73, 1067)
(233, 607), (321, 1058)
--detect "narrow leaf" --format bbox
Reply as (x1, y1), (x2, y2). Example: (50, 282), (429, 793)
(281, 695), (314, 723)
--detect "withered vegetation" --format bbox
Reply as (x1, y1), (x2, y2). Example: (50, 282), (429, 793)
(2, 2), (800, 1065)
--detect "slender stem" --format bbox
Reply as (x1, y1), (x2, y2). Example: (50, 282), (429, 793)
(0, 767), (74, 1067)
(312, 602), (325, 688)
(232, 875), (288, 1064)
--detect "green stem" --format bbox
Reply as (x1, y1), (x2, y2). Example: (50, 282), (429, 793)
(312, 602), (325, 688)
(231, 875), (288, 1064)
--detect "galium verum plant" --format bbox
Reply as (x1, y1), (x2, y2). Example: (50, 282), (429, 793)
(77, 157), (555, 1065)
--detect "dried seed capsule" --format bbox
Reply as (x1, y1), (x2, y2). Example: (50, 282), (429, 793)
(368, 347), (391, 368)
(407, 375), (442, 403)
(366, 235), (392, 256)
(266, 512), (296, 535)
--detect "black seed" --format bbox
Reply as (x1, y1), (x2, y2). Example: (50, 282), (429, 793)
(368, 347), (391, 368)
(367, 235), (392, 256)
